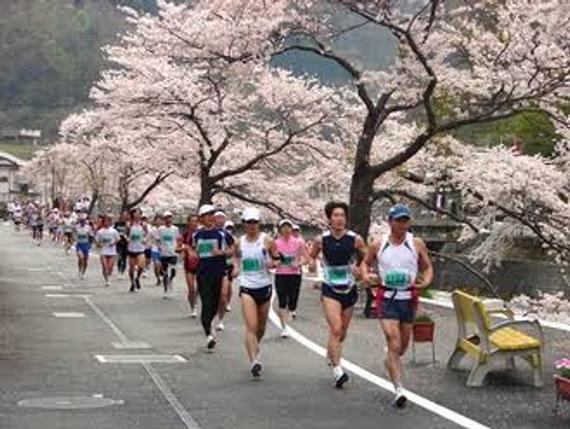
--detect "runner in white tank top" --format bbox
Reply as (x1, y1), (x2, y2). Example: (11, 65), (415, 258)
(364, 204), (433, 409)
(233, 207), (280, 380)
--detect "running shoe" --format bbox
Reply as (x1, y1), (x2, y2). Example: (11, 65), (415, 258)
(280, 326), (290, 338)
(334, 371), (349, 389)
(393, 391), (407, 409)
(190, 308), (198, 318)
(216, 322), (225, 332)
(135, 278), (141, 290)
(206, 335), (217, 351)
(251, 362), (262, 380)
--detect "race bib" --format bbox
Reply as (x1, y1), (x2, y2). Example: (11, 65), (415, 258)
(77, 233), (88, 242)
(383, 269), (412, 289)
(281, 254), (295, 267)
(101, 236), (112, 244)
(131, 231), (143, 242)
(196, 239), (218, 257)
(325, 265), (351, 286)
(242, 258), (262, 273)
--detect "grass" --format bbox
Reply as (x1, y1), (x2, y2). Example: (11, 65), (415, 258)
(0, 140), (42, 160)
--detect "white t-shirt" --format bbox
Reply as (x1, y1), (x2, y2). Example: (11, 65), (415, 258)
(74, 224), (93, 244)
(96, 227), (120, 256)
(156, 225), (180, 257)
(127, 223), (147, 253)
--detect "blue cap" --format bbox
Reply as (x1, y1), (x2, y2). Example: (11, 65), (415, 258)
(388, 204), (412, 220)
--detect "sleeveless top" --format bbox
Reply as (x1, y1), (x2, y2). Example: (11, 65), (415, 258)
(321, 230), (357, 293)
(239, 233), (271, 289)
(127, 223), (147, 253)
(377, 232), (418, 300)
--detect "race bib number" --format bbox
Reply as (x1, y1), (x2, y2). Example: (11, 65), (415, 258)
(196, 239), (218, 257)
(131, 231), (143, 242)
(281, 255), (295, 267)
(101, 236), (112, 244)
(162, 233), (174, 243)
(325, 265), (351, 286)
(383, 269), (412, 289)
(242, 258), (262, 273)
(77, 233), (88, 242)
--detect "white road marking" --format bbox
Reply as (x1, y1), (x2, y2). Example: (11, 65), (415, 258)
(143, 363), (202, 429)
(53, 312), (85, 318)
(41, 286), (62, 291)
(95, 354), (186, 364)
(268, 302), (490, 429)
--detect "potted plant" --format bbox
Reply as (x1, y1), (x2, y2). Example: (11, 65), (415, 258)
(554, 359), (570, 414)
(413, 313), (435, 342)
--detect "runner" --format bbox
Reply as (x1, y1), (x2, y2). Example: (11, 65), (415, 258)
(150, 214), (164, 287)
(114, 211), (129, 278)
(155, 211), (181, 299)
(223, 220), (236, 314)
(307, 201), (368, 388)
(192, 204), (235, 351)
(180, 214), (199, 317)
(32, 207), (45, 246)
(12, 201), (23, 232)
(275, 219), (306, 337)
(232, 208), (280, 380)
(74, 211), (94, 280)
(142, 214), (152, 278)
(62, 212), (75, 254)
(126, 208), (147, 292)
(364, 203), (433, 408)
(95, 214), (120, 287)
(214, 210), (230, 332)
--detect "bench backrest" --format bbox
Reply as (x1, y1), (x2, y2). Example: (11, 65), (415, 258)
(451, 290), (491, 338)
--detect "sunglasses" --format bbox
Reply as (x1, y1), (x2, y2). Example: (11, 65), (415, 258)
(244, 220), (259, 224)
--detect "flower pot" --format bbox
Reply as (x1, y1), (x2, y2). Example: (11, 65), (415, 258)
(413, 321), (435, 343)
(555, 375), (570, 401)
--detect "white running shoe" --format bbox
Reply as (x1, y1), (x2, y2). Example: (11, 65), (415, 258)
(206, 335), (217, 351)
(225, 305), (231, 312)
(393, 390), (407, 409)
(190, 308), (198, 318)
(280, 326), (290, 338)
(216, 321), (225, 332)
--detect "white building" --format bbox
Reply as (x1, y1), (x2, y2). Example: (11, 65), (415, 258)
(0, 152), (26, 203)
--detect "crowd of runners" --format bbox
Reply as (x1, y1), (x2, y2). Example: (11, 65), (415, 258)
(6, 198), (433, 409)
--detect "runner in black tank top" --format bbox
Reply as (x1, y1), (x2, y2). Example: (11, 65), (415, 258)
(308, 201), (368, 389)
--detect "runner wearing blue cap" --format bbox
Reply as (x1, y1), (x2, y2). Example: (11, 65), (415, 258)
(364, 203), (433, 408)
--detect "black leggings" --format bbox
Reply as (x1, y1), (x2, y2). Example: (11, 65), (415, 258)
(275, 274), (302, 311)
(197, 274), (223, 336)
(117, 247), (128, 274)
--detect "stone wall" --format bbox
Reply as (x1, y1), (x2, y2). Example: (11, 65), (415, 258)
(433, 257), (569, 298)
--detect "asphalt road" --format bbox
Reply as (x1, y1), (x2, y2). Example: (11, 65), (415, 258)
(0, 224), (568, 429)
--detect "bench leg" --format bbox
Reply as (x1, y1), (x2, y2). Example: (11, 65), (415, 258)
(466, 361), (490, 387)
(532, 355), (544, 388)
(447, 347), (465, 370)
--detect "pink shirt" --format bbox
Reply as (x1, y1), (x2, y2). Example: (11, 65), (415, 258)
(275, 236), (304, 275)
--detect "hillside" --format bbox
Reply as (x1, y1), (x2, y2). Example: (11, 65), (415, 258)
(0, 0), (560, 156)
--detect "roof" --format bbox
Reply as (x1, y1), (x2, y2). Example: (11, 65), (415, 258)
(0, 152), (26, 167)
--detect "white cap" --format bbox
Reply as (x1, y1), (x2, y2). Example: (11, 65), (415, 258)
(163, 210), (173, 217)
(224, 220), (235, 229)
(198, 204), (216, 216)
(278, 219), (294, 228)
(241, 207), (261, 222)
(292, 224), (301, 231)
(214, 210), (227, 218)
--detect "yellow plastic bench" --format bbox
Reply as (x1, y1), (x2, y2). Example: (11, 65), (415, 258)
(447, 290), (544, 387)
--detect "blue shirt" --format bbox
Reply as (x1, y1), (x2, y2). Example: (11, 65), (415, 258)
(193, 228), (234, 276)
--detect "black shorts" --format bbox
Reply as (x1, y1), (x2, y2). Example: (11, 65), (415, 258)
(160, 256), (177, 270)
(379, 298), (415, 323)
(128, 251), (145, 258)
(321, 284), (358, 310)
(275, 274), (302, 310)
(144, 248), (152, 259)
(239, 285), (272, 306)
(64, 231), (73, 238)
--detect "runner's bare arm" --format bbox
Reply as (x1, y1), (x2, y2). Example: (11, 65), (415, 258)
(232, 240), (241, 278)
(307, 236), (322, 273)
(414, 237), (433, 288)
(364, 238), (381, 286)
(265, 236), (281, 268)
(355, 235), (369, 283)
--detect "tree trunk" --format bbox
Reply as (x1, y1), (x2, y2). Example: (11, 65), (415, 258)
(88, 192), (98, 215)
(199, 173), (215, 206)
(348, 167), (375, 241)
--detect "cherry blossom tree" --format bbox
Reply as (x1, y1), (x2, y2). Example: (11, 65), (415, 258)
(272, 0), (569, 239)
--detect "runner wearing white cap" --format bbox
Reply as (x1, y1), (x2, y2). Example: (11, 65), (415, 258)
(232, 207), (281, 380)
(95, 214), (120, 287)
(193, 204), (235, 351)
(156, 210), (181, 298)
